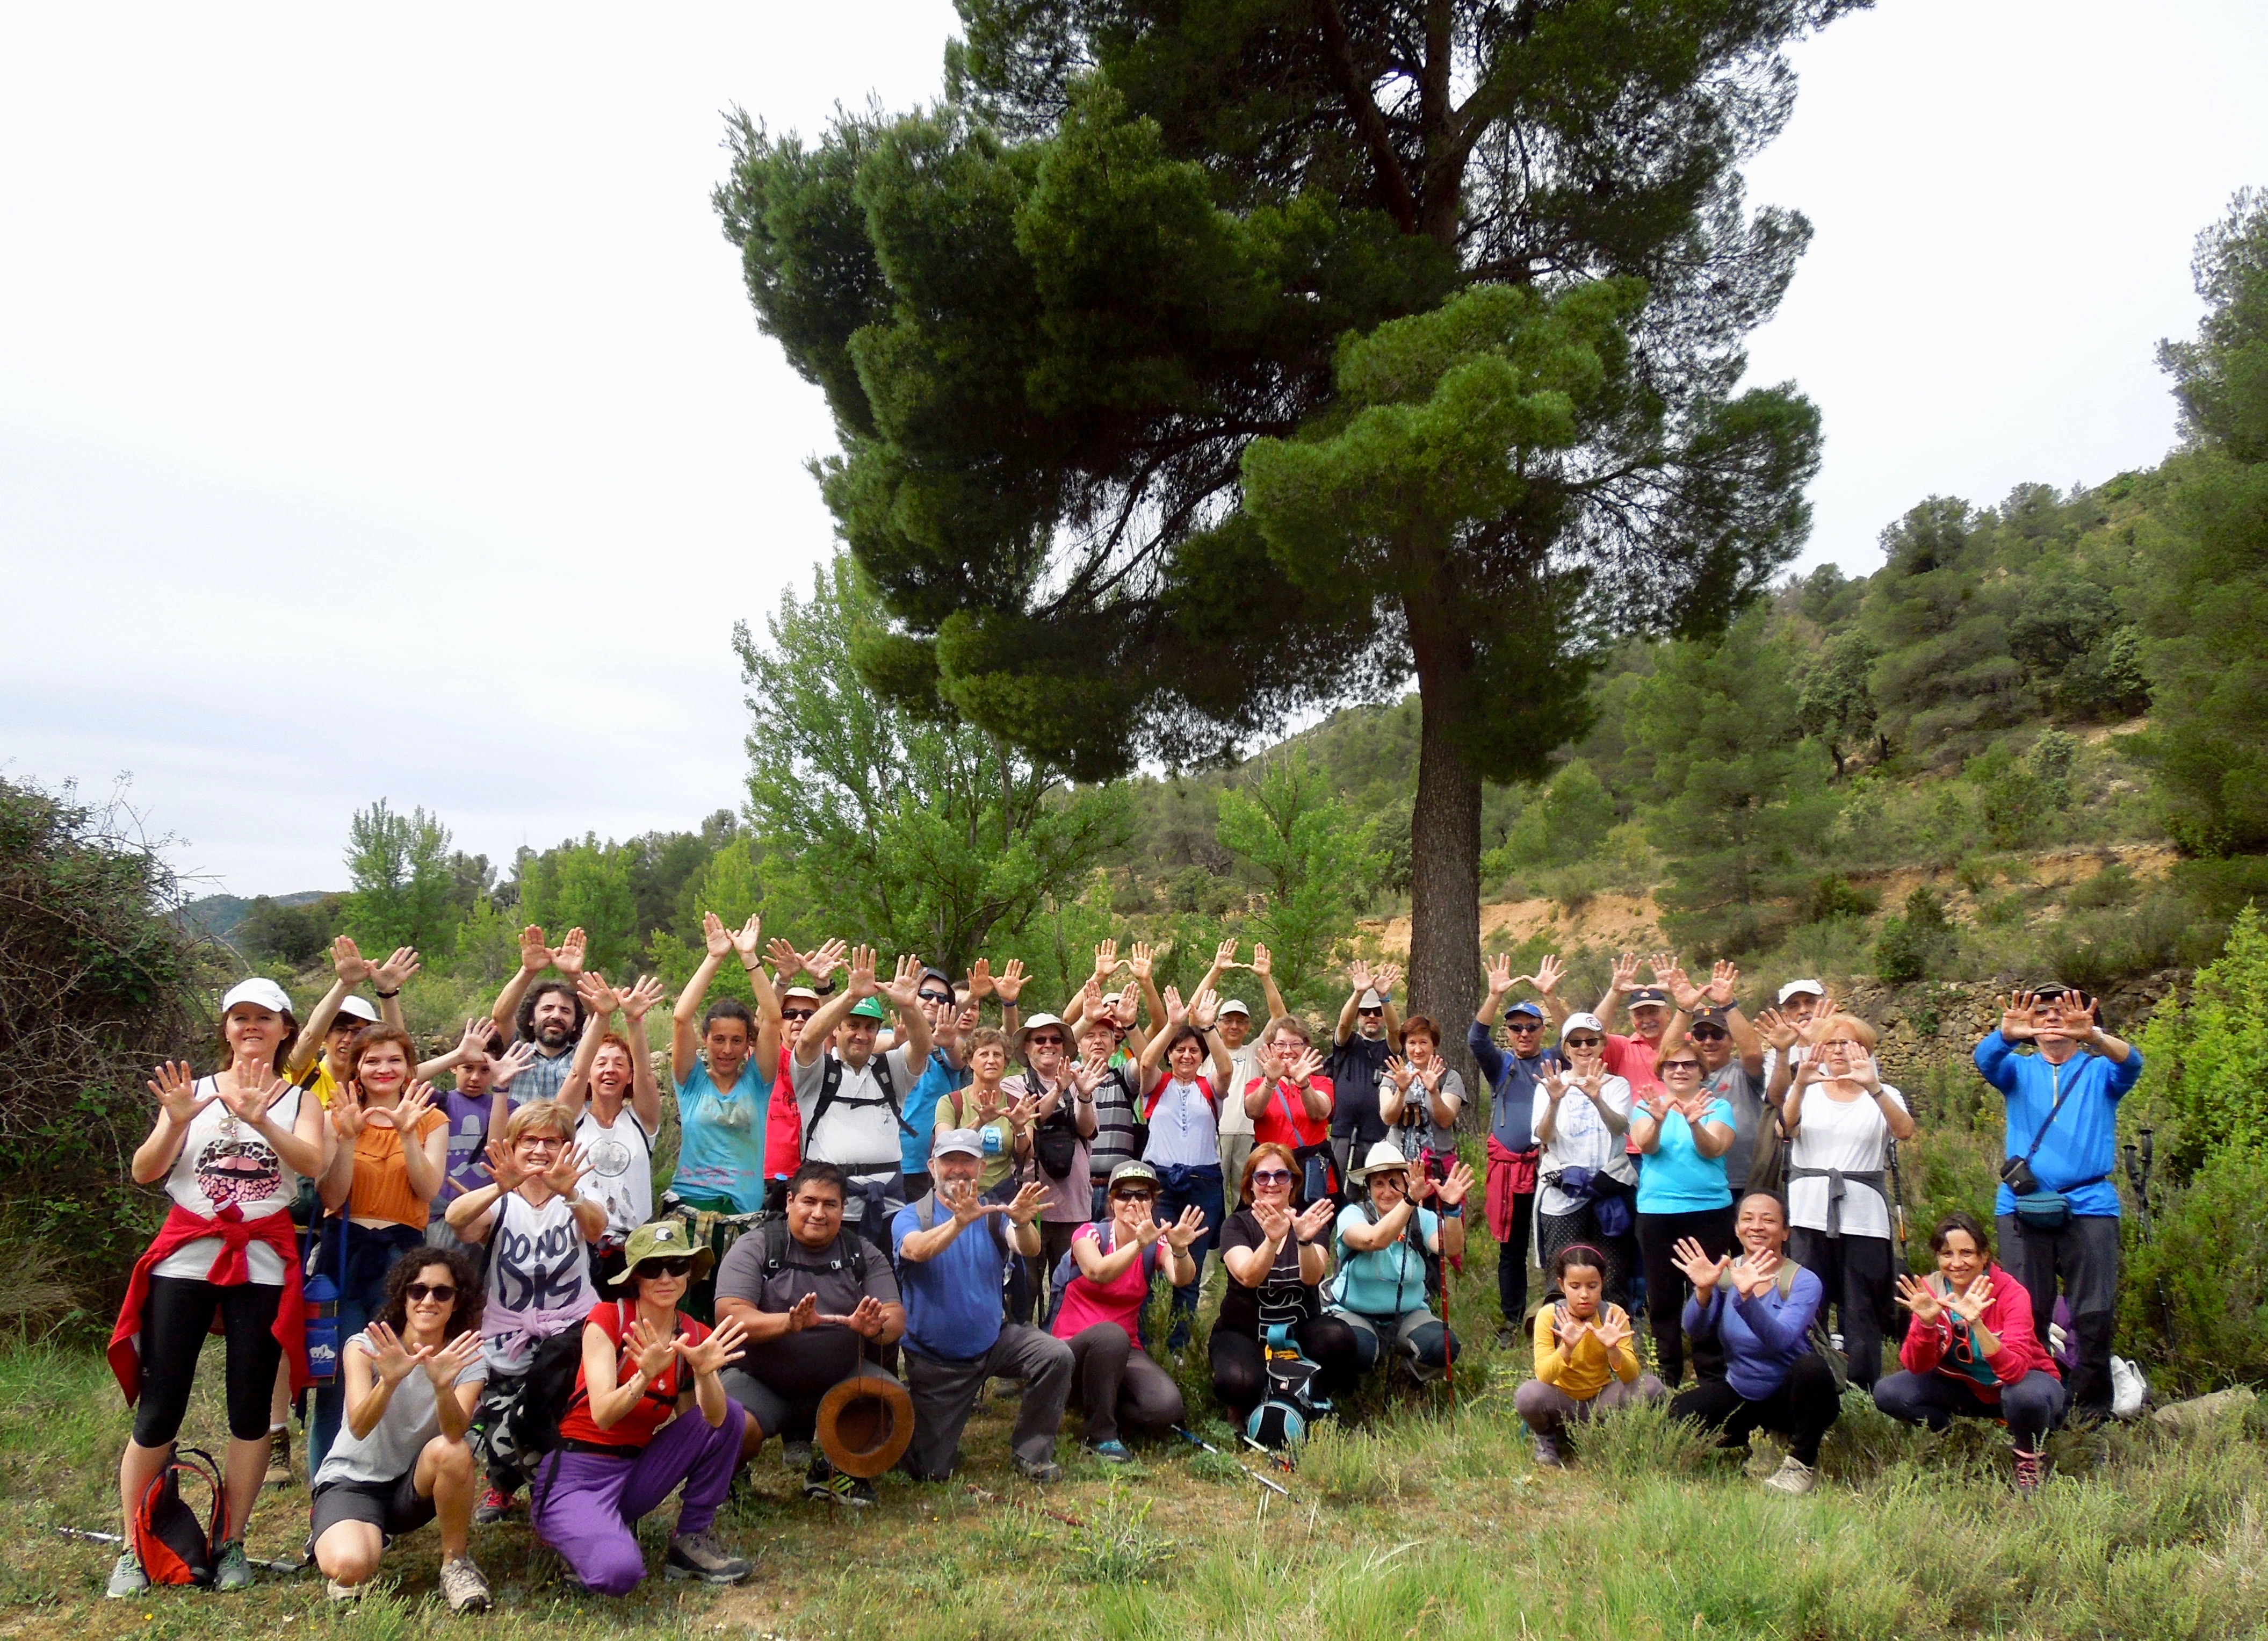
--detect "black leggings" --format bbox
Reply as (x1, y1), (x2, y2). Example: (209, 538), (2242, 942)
(1788, 1228), (1893, 1388)
(1635, 1206), (1736, 1388)
(1669, 1352), (1843, 1465)
(1497, 1189), (1536, 1325)
(132, 1276), (284, 1448)
(1208, 1317), (1362, 1422)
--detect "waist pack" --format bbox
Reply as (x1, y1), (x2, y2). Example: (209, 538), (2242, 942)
(1550, 1165), (1634, 1239)
(133, 1446), (225, 1587)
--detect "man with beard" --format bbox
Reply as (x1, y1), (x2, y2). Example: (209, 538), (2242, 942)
(487, 925), (592, 1102)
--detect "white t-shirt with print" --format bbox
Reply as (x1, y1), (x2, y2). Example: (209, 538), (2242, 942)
(575, 1103), (658, 1243)
(154, 1079), (305, 1285)
(1531, 1074), (1636, 1218)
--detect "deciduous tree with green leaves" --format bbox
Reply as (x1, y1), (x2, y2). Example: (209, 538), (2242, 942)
(343, 800), (458, 958)
(1215, 748), (1384, 1002)
(736, 553), (1131, 976)
(717, 0), (1852, 1037)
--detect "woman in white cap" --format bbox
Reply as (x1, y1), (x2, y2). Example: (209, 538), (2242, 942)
(1048, 1161), (1201, 1460)
(1532, 1012), (1638, 1307)
(1326, 1141), (1473, 1383)
(106, 977), (329, 1597)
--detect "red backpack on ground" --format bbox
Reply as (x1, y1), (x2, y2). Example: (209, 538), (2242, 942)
(133, 1446), (225, 1586)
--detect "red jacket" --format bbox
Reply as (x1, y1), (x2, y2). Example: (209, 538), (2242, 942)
(1897, 1262), (2058, 1398)
(110, 1203), (308, 1405)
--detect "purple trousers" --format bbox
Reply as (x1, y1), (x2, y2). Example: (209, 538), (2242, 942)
(531, 1400), (746, 1595)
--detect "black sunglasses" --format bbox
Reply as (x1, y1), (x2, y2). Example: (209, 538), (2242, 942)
(1358, 1007), (1383, 1018)
(1028, 1033), (1065, 1047)
(1564, 1035), (1603, 1048)
(405, 1282), (456, 1304)
(1112, 1189), (1158, 1203)
(640, 1257), (695, 1278)
(1689, 1025), (1729, 1040)
(919, 991), (955, 1005)
(782, 1009), (816, 1022)
(1506, 1019), (1544, 1031)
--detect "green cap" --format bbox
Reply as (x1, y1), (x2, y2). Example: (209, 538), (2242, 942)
(849, 995), (889, 1021)
(608, 1218), (716, 1288)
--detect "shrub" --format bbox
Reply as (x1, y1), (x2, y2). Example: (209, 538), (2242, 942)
(2131, 905), (2268, 1165)
(2045, 890), (2203, 1002)
(0, 779), (210, 1323)
(1806, 873), (1880, 922)
(1875, 887), (1958, 982)
(2066, 861), (2137, 909)
(2119, 1142), (2268, 1394)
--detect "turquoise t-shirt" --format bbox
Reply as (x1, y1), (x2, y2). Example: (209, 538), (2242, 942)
(1635, 1096), (1734, 1213)
(902, 1049), (970, 1176)
(1329, 1203), (1439, 1317)
(671, 1061), (767, 1215)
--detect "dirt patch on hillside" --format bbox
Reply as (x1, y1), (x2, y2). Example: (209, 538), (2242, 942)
(1361, 891), (1665, 957)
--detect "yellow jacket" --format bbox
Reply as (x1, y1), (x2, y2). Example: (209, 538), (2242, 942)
(1531, 1302), (1642, 1400)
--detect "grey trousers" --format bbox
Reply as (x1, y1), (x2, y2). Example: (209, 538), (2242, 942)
(1513, 1371), (1666, 1433)
(901, 1323), (1073, 1478)
(1062, 1323), (1186, 1444)
(721, 1356), (898, 1447)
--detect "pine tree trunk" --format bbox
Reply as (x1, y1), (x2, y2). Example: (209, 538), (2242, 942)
(1406, 616), (1483, 1098)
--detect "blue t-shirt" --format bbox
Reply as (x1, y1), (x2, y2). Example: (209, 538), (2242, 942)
(670, 1061), (767, 1215)
(436, 1088), (521, 1216)
(892, 1193), (1010, 1361)
(902, 1050), (970, 1176)
(1976, 1033), (2143, 1218)
(1329, 1203), (1439, 1317)
(1635, 1097), (1734, 1213)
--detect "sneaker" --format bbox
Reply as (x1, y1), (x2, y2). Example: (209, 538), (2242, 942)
(2013, 1446), (2045, 1496)
(1164, 1321), (1193, 1355)
(1089, 1440), (1133, 1464)
(263, 1426), (293, 1490)
(1493, 1325), (1521, 1351)
(326, 1578), (364, 1603)
(1015, 1457), (1065, 1484)
(1763, 1455), (1817, 1496)
(781, 1439), (814, 1469)
(439, 1555), (493, 1614)
(105, 1550), (148, 1599)
(805, 1470), (878, 1507)
(213, 1538), (254, 1592)
(664, 1529), (750, 1585)
(473, 1484), (517, 1524)
(1532, 1431), (1566, 1470)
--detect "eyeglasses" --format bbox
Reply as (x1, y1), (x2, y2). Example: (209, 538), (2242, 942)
(1662, 1061), (1703, 1074)
(1564, 1035), (1603, 1048)
(405, 1283), (456, 1304)
(782, 1009), (815, 1023)
(1249, 1169), (1294, 1185)
(1689, 1025), (1729, 1041)
(517, 1136), (561, 1150)
(1028, 1034), (1064, 1048)
(639, 1257), (695, 1278)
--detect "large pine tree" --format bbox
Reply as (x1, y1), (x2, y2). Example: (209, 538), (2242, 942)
(716, 1), (1858, 1031)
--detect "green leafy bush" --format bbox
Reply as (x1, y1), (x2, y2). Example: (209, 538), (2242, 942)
(2131, 905), (2268, 1165)
(1875, 887), (1959, 982)
(2119, 1142), (2268, 1393)
(1805, 873), (1879, 922)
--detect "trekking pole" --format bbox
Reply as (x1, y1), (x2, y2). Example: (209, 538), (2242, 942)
(1886, 1137), (1911, 1272)
(2125, 1128), (2179, 1359)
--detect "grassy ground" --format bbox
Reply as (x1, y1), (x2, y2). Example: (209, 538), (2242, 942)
(6, 1240), (2266, 1640)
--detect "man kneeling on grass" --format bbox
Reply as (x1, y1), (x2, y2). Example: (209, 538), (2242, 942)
(891, 1128), (1070, 1483)
(309, 1249), (491, 1611)
(716, 1160), (908, 1506)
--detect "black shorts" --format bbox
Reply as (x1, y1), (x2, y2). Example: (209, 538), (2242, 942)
(309, 1471), (434, 1543)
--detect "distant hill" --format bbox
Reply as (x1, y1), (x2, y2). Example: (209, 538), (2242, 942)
(178, 890), (335, 939)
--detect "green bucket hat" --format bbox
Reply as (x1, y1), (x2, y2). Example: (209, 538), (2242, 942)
(848, 995), (889, 1021)
(608, 1219), (716, 1288)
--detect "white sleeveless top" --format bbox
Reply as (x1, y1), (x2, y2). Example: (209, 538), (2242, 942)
(153, 1077), (305, 1286)
(480, 1190), (598, 1373)
(575, 1103), (658, 1243)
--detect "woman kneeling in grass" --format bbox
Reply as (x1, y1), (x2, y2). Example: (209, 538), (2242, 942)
(1668, 1191), (1841, 1494)
(1873, 1211), (2064, 1495)
(1513, 1244), (1663, 1467)
(309, 1248), (490, 1611)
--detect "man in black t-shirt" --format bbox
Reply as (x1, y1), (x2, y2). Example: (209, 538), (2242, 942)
(714, 1162), (906, 1505)
(1326, 960), (1403, 1184)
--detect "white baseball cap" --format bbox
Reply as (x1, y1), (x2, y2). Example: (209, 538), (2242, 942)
(1777, 978), (1826, 1004)
(221, 977), (292, 1016)
(1218, 998), (1251, 1017)
(336, 995), (381, 1025)
(931, 1127), (986, 1161)
(1561, 1011), (1607, 1037)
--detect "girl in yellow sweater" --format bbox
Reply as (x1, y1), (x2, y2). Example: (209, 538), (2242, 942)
(1513, 1244), (1666, 1467)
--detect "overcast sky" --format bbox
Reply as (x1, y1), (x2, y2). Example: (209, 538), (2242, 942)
(3, 1), (2263, 899)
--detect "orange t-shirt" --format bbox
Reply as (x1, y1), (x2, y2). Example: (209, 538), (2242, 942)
(344, 1106), (448, 1229)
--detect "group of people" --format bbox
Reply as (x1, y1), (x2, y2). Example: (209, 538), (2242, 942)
(103, 917), (2142, 1605)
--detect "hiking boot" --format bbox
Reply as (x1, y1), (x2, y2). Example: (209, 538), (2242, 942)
(473, 1484), (517, 1524)
(1532, 1431), (1567, 1470)
(1089, 1440), (1132, 1464)
(263, 1426), (293, 1489)
(439, 1555), (493, 1613)
(1493, 1325), (1521, 1351)
(1015, 1457), (1065, 1484)
(2012, 1446), (2046, 1496)
(1763, 1456), (1817, 1496)
(212, 1539), (254, 1592)
(326, 1578), (364, 1602)
(105, 1550), (148, 1599)
(664, 1530), (750, 1585)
